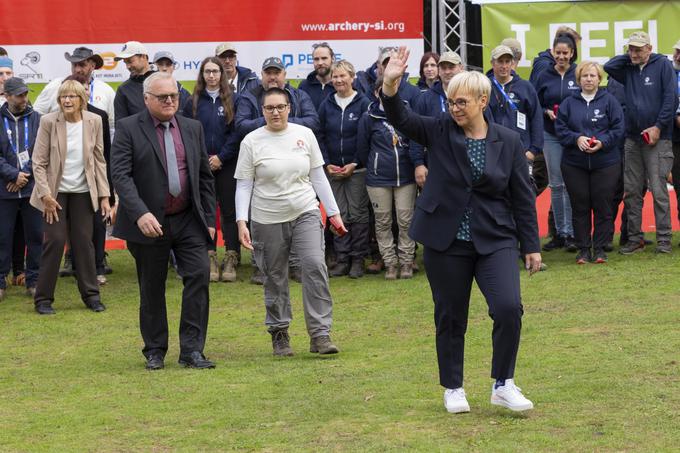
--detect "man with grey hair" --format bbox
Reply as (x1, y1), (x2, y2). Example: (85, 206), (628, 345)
(111, 71), (217, 370)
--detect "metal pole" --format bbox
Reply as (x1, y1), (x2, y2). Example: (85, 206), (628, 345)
(438, 0), (447, 53)
(459, 0), (467, 64)
(431, 0), (438, 53)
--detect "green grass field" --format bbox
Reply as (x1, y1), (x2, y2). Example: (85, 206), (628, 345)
(1, 238), (679, 452)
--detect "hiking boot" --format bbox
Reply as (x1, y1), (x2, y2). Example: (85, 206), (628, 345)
(542, 236), (564, 251)
(399, 263), (413, 279)
(309, 335), (339, 354)
(491, 379), (533, 412)
(209, 252), (220, 282)
(619, 240), (645, 255)
(348, 259), (364, 279)
(384, 265), (398, 280)
(250, 267), (265, 285)
(655, 241), (672, 254)
(366, 258), (384, 274)
(59, 255), (74, 277)
(575, 248), (591, 264)
(564, 237), (578, 252)
(289, 266), (302, 283)
(444, 388), (470, 414)
(329, 261), (350, 277)
(270, 329), (294, 356)
(593, 248), (607, 264)
(220, 251), (238, 282)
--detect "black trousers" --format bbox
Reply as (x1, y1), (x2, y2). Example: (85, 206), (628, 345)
(562, 162), (621, 250)
(672, 141), (680, 222)
(127, 209), (210, 359)
(66, 208), (108, 274)
(0, 198), (42, 289)
(12, 212), (25, 275)
(209, 159), (239, 254)
(424, 241), (523, 389)
(35, 193), (99, 306)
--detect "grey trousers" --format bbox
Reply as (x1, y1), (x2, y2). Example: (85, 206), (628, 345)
(366, 184), (417, 266)
(251, 210), (333, 338)
(329, 170), (370, 262)
(623, 138), (673, 242)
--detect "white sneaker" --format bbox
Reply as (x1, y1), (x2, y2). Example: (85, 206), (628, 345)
(490, 379), (534, 412)
(444, 388), (470, 413)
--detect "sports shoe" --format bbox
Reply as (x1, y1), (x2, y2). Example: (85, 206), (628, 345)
(209, 252), (220, 282)
(96, 274), (108, 285)
(593, 248), (607, 264)
(348, 259), (364, 279)
(655, 241), (672, 254)
(384, 265), (398, 280)
(619, 240), (645, 255)
(220, 250), (238, 282)
(270, 328), (294, 356)
(575, 248), (591, 265)
(399, 263), (413, 279)
(59, 255), (74, 277)
(309, 335), (339, 354)
(444, 388), (470, 414)
(542, 236), (564, 251)
(564, 237), (578, 253)
(491, 379), (533, 412)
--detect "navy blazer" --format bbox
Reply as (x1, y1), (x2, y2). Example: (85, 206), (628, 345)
(381, 92), (540, 255)
(111, 109), (216, 245)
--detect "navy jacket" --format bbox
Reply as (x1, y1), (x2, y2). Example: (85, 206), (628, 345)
(672, 66), (680, 143)
(380, 91), (540, 255)
(299, 71), (336, 111)
(604, 53), (678, 140)
(317, 92), (370, 167)
(555, 89), (624, 170)
(233, 66), (259, 95)
(235, 83), (319, 137)
(0, 104), (41, 199)
(182, 91), (240, 163)
(487, 71), (544, 154)
(356, 63), (421, 105)
(114, 70), (156, 124)
(535, 64), (579, 135)
(529, 49), (554, 87)
(356, 101), (418, 187)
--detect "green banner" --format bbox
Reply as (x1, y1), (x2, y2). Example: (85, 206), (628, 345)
(481, 0), (680, 80)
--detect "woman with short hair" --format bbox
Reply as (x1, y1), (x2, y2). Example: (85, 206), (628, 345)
(30, 80), (111, 314)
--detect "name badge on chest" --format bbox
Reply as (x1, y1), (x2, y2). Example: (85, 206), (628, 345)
(18, 150), (30, 169)
(516, 111), (527, 130)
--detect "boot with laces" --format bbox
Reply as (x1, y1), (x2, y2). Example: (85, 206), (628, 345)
(208, 251), (220, 282)
(309, 335), (339, 354)
(270, 328), (294, 356)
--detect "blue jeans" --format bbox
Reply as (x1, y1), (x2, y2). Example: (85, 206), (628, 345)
(543, 132), (573, 237)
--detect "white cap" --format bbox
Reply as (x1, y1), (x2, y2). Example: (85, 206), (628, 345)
(114, 41), (148, 61)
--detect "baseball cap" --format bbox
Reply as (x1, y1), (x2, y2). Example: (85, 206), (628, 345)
(3, 77), (29, 95)
(673, 39), (680, 51)
(153, 51), (176, 64)
(64, 47), (104, 69)
(0, 56), (13, 69)
(262, 57), (285, 71)
(215, 43), (237, 56)
(379, 46), (398, 64)
(114, 41), (148, 61)
(439, 51), (462, 66)
(500, 38), (522, 56)
(628, 31), (651, 47)
(491, 45), (515, 61)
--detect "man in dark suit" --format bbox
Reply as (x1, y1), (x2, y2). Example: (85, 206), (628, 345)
(111, 72), (217, 370)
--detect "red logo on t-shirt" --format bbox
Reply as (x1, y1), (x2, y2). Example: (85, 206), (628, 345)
(296, 139), (305, 149)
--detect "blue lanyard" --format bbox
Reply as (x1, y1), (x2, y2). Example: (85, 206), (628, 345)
(89, 79), (94, 103)
(3, 117), (29, 154)
(491, 77), (518, 111)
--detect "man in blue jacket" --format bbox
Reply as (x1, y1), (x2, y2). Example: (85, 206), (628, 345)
(605, 31), (679, 254)
(299, 42), (336, 110)
(0, 77), (42, 300)
(215, 43), (259, 95)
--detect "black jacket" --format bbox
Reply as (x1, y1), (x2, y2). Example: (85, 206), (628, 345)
(114, 70), (156, 124)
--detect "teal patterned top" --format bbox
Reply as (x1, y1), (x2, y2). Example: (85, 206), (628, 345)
(456, 138), (486, 242)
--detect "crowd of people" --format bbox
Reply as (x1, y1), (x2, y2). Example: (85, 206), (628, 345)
(0, 29), (679, 412)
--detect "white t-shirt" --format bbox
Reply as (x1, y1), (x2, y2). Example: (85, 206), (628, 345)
(335, 92), (357, 112)
(235, 123), (325, 224)
(58, 120), (89, 193)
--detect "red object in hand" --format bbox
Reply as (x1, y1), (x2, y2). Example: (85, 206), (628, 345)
(642, 131), (651, 145)
(553, 104), (559, 116)
(587, 136), (597, 147)
(329, 216), (348, 237)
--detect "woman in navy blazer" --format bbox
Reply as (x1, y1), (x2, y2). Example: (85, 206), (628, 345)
(381, 47), (541, 414)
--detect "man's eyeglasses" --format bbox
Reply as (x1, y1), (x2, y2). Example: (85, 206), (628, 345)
(263, 104), (289, 113)
(147, 92), (180, 103)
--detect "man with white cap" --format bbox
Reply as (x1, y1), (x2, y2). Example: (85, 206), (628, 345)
(0, 56), (14, 106)
(33, 47), (115, 135)
(214, 43), (258, 95)
(604, 31), (678, 254)
(114, 41), (155, 123)
(669, 39), (680, 230)
(152, 51), (190, 109)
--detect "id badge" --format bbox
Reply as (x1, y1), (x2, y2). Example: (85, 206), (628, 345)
(18, 150), (30, 169)
(516, 111), (527, 130)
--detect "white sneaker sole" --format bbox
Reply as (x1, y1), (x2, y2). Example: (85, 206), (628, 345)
(491, 396), (533, 412)
(445, 403), (470, 414)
